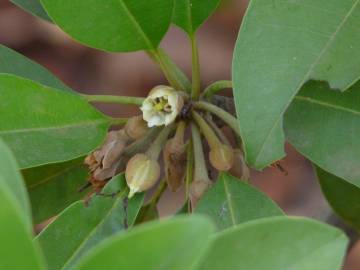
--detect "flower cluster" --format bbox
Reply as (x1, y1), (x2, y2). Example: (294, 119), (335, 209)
(85, 85), (249, 208)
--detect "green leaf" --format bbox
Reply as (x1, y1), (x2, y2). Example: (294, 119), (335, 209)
(22, 157), (88, 224)
(316, 167), (360, 231)
(195, 173), (283, 231)
(0, 74), (110, 169)
(72, 215), (214, 270)
(198, 216), (348, 270)
(284, 80), (360, 188)
(40, 0), (174, 52)
(0, 45), (71, 91)
(0, 139), (32, 231)
(37, 174), (144, 270)
(172, 0), (220, 35)
(0, 138), (45, 270)
(232, 0), (360, 169)
(0, 188), (46, 270)
(10, 0), (51, 21)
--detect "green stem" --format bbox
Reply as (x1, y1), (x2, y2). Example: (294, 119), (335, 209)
(185, 138), (194, 202)
(147, 49), (187, 91)
(192, 110), (222, 150)
(124, 127), (162, 157)
(110, 118), (128, 125)
(193, 101), (240, 137)
(190, 35), (201, 100)
(191, 123), (210, 182)
(204, 114), (231, 146)
(202, 80), (232, 99)
(81, 94), (144, 106)
(146, 124), (175, 160)
(148, 178), (167, 206)
(157, 48), (192, 92)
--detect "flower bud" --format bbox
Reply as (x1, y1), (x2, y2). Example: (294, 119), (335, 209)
(141, 85), (184, 127)
(209, 144), (234, 171)
(189, 178), (211, 209)
(85, 129), (130, 181)
(163, 138), (186, 192)
(124, 115), (149, 140)
(229, 149), (250, 180)
(125, 153), (160, 198)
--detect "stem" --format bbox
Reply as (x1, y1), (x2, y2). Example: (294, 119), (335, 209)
(110, 118), (128, 125)
(193, 101), (240, 137)
(191, 123), (210, 182)
(124, 127), (162, 157)
(174, 120), (186, 144)
(157, 48), (192, 92)
(185, 139), (194, 202)
(202, 80), (233, 99)
(192, 110), (222, 149)
(148, 178), (167, 206)
(190, 35), (201, 100)
(147, 49), (186, 91)
(146, 124), (175, 160)
(204, 114), (231, 146)
(81, 94), (144, 106)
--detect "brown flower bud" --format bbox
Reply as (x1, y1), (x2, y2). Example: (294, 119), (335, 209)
(163, 138), (186, 192)
(85, 129), (130, 181)
(189, 178), (211, 209)
(125, 153), (160, 198)
(209, 144), (234, 171)
(124, 115), (149, 140)
(229, 148), (250, 180)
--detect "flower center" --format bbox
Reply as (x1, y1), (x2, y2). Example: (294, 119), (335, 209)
(153, 97), (172, 113)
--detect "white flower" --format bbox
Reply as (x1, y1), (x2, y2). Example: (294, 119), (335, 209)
(141, 86), (184, 127)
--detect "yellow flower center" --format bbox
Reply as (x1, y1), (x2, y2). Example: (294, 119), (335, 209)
(153, 97), (172, 112)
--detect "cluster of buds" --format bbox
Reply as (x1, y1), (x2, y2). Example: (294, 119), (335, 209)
(84, 85), (249, 208)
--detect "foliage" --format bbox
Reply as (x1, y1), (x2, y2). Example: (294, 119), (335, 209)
(1, 0), (359, 269)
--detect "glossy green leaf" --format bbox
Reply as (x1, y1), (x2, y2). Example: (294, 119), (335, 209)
(195, 173), (283, 231)
(0, 139), (32, 230)
(232, 0), (360, 169)
(0, 188), (46, 270)
(198, 216), (348, 270)
(37, 174), (144, 270)
(11, 0), (51, 21)
(23, 157), (88, 224)
(0, 45), (70, 91)
(72, 215), (214, 270)
(40, 0), (174, 52)
(172, 0), (220, 35)
(285, 80), (360, 188)
(0, 138), (45, 270)
(316, 167), (360, 231)
(0, 74), (110, 169)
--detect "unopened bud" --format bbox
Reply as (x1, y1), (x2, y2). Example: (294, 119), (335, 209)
(209, 144), (234, 171)
(125, 153), (160, 198)
(163, 138), (186, 192)
(189, 178), (211, 209)
(125, 115), (149, 140)
(229, 149), (250, 180)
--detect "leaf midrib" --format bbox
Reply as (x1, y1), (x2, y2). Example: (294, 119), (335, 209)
(222, 177), (237, 226)
(116, 0), (154, 50)
(0, 119), (109, 135)
(294, 95), (360, 116)
(253, 0), (360, 165)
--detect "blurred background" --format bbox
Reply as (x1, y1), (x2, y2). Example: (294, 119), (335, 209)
(0, 0), (358, 268)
